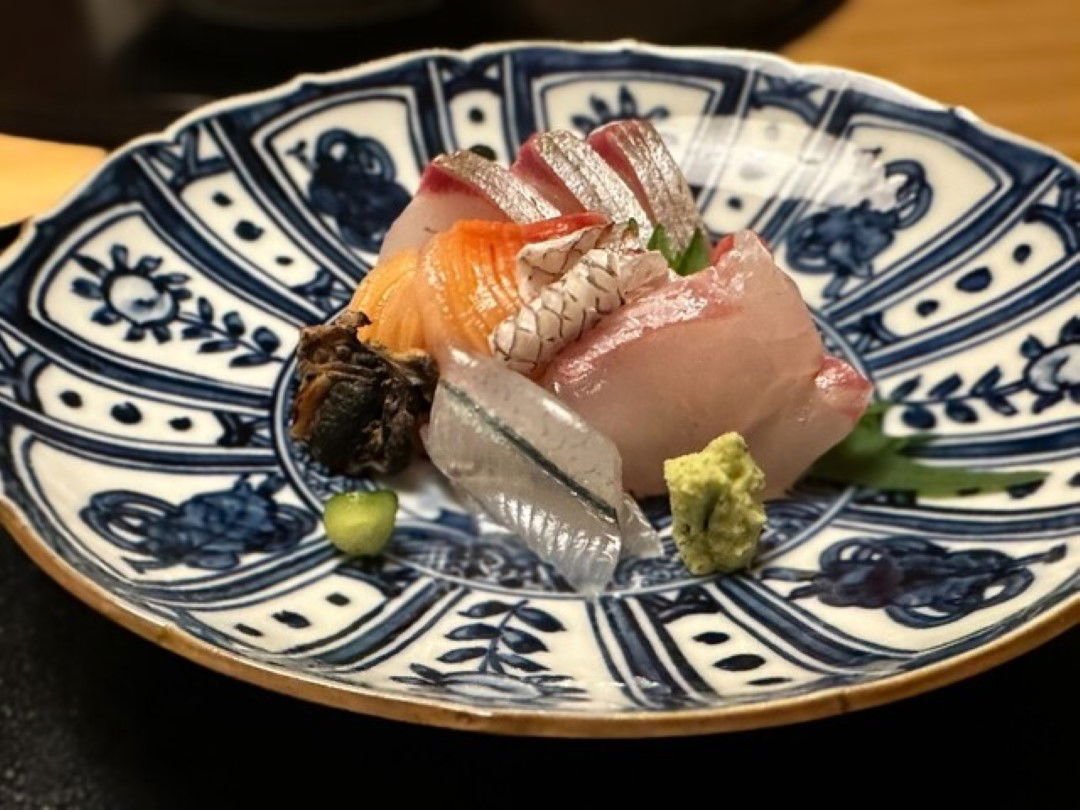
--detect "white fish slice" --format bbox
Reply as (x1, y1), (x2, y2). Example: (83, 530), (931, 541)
(491, 248), (669, 376)
(514, 220), (642, 301)
(380, 150), (558, 259)
(543, 230), (873, 498)
(424, 350), (661, 593)
(511, 131), (652, 233)
(587, 119), (704, 253)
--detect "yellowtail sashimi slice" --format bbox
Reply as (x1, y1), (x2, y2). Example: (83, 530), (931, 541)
(380, 150), (558, 259)
(544, 230), (873, 498)
(587, 119), (704, 254)
(424, 350), (661, 593)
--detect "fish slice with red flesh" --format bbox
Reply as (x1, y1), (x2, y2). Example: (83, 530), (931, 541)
(542, 230), (872, 498)
(379, 150), (559, 259)
(587, 119), (705, 254)
(510, 130), (652, 236)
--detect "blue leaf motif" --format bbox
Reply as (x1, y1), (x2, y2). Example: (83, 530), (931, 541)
(971, 366), (1002, 395)
(459, 601), (512, 618)
(72, 278), (103, 299)
(1060, 316), (1080, 342)
(251, 326), (280, 354)
(901, 404), (936, 429)
(229, 353), (272, 368)
(197, 296), (214, 323)
(928, 374), (963, 398)
(501, 628), (546, 654)
(888, 376), (921, 401)
(945, 400), (978, 423)
(985, 395), (1018, 416)
(199, 339), (239, 353)
(74, 254), (106, 277)
(445, 623), (499, 640)
(1020, 335), (1045, 359)
(1033, 391), (1064, 413)
(437, 647), (487, 663)
(514, 606), (564, 632)
(498, 653), (548, 673)
(222, 311), (245, 337)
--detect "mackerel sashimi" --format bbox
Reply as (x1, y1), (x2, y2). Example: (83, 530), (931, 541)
(542, 230), (872, 498)
(587, 119), (704, 253)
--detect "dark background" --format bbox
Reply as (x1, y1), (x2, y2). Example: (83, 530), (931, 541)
(0, 2), (1075, 806)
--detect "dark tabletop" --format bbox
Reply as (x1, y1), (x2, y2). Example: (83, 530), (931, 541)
(0, 3), (1074, 806)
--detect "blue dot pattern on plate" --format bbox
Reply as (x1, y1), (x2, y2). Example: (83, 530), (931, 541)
(0, 43), (1075, 720)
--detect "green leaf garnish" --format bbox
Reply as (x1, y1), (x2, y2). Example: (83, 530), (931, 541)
(646, 223), (678, 266)
(648, 225), (712, 276)
(674, 229), (711, 276)
(808, 402), (1047, 497)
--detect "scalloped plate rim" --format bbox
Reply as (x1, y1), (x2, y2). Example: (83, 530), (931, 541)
(1, 40), (1077, 737)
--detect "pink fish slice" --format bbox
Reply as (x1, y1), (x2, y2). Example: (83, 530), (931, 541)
(587, 119), (704, 254)
(380, 150), (558, 259)
(511, 130), (651, 232)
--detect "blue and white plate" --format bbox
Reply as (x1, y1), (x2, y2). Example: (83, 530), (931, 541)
(1, 41), (1076, 736)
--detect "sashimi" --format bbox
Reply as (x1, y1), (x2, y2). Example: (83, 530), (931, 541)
(379, 150), (559, 259)
(542, 230), (872, 498)
(490, 248), (669, 376)
(424, 350), (661, 593)
(414, 213), (609, 358)
(511, 131), (651, 232)
(587, 119), (704, 253)
(347, 249), (425, 352)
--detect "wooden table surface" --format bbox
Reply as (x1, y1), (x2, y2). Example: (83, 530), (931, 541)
(784, 0), (1079, 160)
(1, 0), (1077, 224)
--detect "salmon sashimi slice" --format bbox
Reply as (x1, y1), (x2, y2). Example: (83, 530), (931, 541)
(416, 213), (608, 358)
(587, 119), (704, 253)
(542, 230), (872, 498)
(511, 131), (651, 233)
(379, 150), (559, 259)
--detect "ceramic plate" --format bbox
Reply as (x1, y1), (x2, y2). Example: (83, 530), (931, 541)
(1, 41), (1076, 737)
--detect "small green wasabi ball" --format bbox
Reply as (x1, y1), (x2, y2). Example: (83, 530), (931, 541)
(323, 490), (398, 556)
(663, 433), (766, 575)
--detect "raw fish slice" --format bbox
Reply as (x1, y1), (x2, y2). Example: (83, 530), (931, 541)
(514, 220), (640, 301)
(380, 150), (559, 259)
(415, 213), (608, 358)
(543, 230), (872, 498)
(424, 350), (661, 593)
(588, 119), (704, 253)
(511, 131), (651, 233)
(347, 249), (425, 352)
(491, 249), (669, 376)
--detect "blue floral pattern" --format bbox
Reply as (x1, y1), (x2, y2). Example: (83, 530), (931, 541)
(571, 85), (669, 135)
(392, 600), (585, 705)
(786, 159), (932, 298)
(761, 537), (1066, 627)
(289, 129), (411, 253)
(72, 244), (283, 366)
(81, 476), (314, 572)
(889, 315), (1080, 426)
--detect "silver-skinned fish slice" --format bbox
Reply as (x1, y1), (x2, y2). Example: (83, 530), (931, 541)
(511, 131), (652, 234)
(492, 248), (669, 376)
(379, 150), (558, 259)
(513, 220), (643, 301)
(587, 119), (704, 253)
(424, 350), (661, 594)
